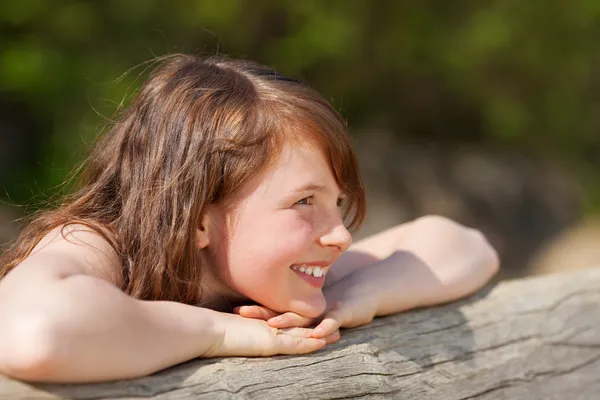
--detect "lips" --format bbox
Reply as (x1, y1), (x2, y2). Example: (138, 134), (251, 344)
(290, 262), (330, 288)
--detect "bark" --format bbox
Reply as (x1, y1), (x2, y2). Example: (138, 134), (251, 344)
(1, 268), (599, 400)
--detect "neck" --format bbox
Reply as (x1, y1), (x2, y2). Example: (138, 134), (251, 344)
(199, 291), (250, 313)
(197, 273), (250, 313)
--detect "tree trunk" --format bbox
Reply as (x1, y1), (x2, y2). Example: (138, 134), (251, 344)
(1, 268), (599, 399)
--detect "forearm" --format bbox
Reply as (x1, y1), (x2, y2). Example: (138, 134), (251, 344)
(0, 275), (221, 382)
(328, 224), (412, 284)
(330, 216), (499, 316)
(351, 248), (497, 317)
(324, 252), (427, 319)
(359, 252), (448, 316)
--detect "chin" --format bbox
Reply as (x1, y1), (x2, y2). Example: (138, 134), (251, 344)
(288, 293), (327, 319)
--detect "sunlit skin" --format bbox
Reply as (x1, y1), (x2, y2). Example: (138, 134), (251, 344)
(0, 139), (500, 382)
(0, 53), (501, 383)
(202, 141), (352, 318)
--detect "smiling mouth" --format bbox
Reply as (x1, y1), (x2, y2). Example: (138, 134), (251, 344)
(290, 264), (329, 278)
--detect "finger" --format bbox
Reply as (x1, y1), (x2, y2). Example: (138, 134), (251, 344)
(236, 305), (280, 320)
(311, 309), (345, 338)
(267, 312), (315, 329)
(274, 326), (339, 344)
(275, 335), (327, 355)
(274, 327), (315, 337)
(323, 329), (341, 344)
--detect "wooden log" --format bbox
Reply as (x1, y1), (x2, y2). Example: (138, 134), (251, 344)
(1, 268), (599, 400)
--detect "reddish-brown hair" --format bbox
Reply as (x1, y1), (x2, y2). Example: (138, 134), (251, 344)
(0, 54), (366, 304)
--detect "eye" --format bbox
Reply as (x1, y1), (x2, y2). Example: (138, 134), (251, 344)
(295, 196), (314, 206)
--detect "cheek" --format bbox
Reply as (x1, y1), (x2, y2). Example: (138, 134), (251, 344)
(270, 212), (315, 251)
(248, 210), (314, 249)
(226, 214), (314, 287)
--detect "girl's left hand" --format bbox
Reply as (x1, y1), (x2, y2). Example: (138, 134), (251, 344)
(234, 278), (378, 340)
(233, 305), (318, 333)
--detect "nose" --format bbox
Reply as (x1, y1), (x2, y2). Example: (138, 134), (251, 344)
(319, 217), (352, 253)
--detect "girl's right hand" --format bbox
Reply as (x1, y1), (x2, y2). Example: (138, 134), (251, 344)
(204, 312), (338, 358)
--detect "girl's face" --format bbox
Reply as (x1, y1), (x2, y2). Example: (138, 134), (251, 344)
(206, 141), (353, 318)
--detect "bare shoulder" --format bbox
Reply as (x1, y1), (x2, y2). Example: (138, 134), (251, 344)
(19, 224), (123, 286)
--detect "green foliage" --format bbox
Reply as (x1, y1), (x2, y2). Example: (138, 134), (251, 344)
(1, 0), (599, 205)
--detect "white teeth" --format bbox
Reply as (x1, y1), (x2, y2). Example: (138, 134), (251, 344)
(291, 264), (327, 278)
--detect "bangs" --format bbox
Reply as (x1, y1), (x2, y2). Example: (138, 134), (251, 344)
(279, 105), (366, 232)
(311, 124), (366, 232)
(234, 60), (367, 231)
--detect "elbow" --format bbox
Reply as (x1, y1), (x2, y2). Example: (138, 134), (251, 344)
(0, 313), (63, 382)
(453, 228), (501, 297)
(486, 241), (500, 276)
(471, 227), (501, 278)
(419, 214), (500, 273)
(415, 214), (501, 290)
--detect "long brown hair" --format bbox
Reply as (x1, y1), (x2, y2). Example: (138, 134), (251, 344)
(0, 54), (366, 304)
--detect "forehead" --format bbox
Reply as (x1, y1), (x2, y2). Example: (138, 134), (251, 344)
(237, 139), (337, 201)
(267, 141), (336, 188)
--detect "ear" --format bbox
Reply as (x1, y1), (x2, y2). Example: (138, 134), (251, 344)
(196, 210), (213, 249)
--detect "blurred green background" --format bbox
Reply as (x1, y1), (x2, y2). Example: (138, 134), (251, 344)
(2, 0), (600, 278)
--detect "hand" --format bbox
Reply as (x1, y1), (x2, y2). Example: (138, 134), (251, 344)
(233, 305), (317, 330)
(234, 274), (378, 340)
(203, 311), (335, 358)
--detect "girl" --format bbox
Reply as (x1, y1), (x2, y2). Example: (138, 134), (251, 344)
(0, 54), (499, 383)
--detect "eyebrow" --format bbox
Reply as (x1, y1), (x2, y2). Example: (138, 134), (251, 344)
(291, 183), (340, 196)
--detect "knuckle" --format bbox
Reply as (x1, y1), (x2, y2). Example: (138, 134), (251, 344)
(485, 245), (501, 273)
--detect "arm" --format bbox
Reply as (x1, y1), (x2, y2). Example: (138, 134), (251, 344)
(254, 215), (499, 334)
(0, 263), (221, 382)
(0, 228), (328, 383)
(322, 215), (499, 323)
(327, 215), (498, 291)
(325, 222), (413, 285)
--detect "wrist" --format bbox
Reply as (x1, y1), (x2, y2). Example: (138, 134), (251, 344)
(201, 310), (261, 358)
(324, 267), (379, 317)
(193, 307), (231, 358)
(348, 265), (384, 314)
(354, 254), (422, 316)
(139, 300), (224, 359)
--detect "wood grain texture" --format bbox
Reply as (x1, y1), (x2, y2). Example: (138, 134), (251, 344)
(1, 268), (599, 400)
